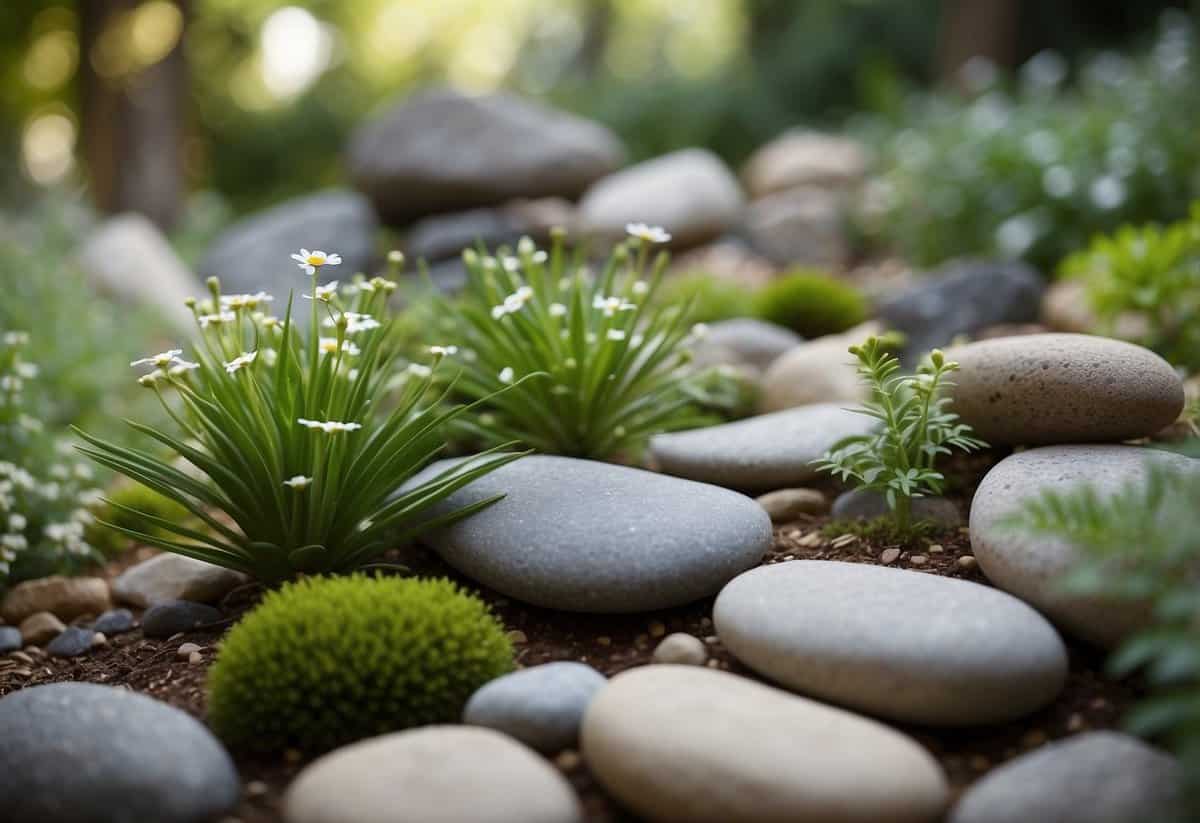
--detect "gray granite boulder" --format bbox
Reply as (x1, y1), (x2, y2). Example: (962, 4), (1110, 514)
(701, 318), (803, 371)
(463, 662), (605, 752)
(714, 561), (1068, 726)
(878, 260), (1044, 365)
(113, 553), (247, 608)
(0, 625), (21, 653)
(741, 130), (869, 199)
(970, 445), (1199, 647)
(582, 665), (948, 823)
(649, 403), (878, 492)
(744, 187), (848, 267)
(198, 189), (377, 311)
(349, 88), (623, 225)
(285, 726), (581, 823)
(949, 731), (1182, 823)
(947, 334), (1184, 445)
(0, 683), (239, 823)
(409, 455), (770, 612)
(831, 487), (962, 528)
(406, 200), (573, 263)
(578, 149), (744, 249)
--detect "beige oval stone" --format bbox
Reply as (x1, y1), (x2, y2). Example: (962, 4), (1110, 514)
(760, 322), (879, 413)
(581, 665), (948, 823)
(1, 576), (111, 624)
(113, 553), (248, 608)
(18, 611), (66, 646)
(947, 333), (1183, 445)
(285, 726), (581, 823)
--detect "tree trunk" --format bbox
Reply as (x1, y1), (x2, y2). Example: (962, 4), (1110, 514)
(79, 0), (188, 230)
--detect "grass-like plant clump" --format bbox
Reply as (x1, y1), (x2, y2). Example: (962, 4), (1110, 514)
(815, 336), (986, 536)
(752, 269), (867, 338)
(434, 224), (723, 459)
(1059, 204), (1200, 372)
(76, 250), (525, 583)
(207, 574), (513, 753)
(1006, 458), (1200, 817)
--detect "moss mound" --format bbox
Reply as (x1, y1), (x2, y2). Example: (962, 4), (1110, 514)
(754, 270), (868, 337)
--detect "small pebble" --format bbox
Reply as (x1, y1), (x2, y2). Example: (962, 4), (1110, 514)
(141, 600), (222, 639)
(957, 555), (977, 570)
(705, 659), (721, 668)
(909, 555), (928, 566)
(652, 633), (708, 666)
(46, 626), (96, 658)
(246, 780), (269, 797)
(0, 626), (20, 654)
(92, 608), (136, 636)
(928, 544), (944, 554)
(189, 651), (204, 665)
(554, 750), (582, 771)
(93, 632), (107, 647)
(1067, 713), (1085, 732)
(830, 534), (857, 549)
(178, 642), (203, 660)
(648, 620), (666, 638)
(880, 548), (901, 564)
(18, 611), (66, 646)
(506, 630), (528, 645)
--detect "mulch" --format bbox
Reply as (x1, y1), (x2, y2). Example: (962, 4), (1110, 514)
(0, 449), (1139, 823)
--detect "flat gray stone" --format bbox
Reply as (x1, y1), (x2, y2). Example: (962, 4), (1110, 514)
(947, 333), (1184, 445)
(0, 682), (239, 823)
(832, 488), (962, 528)
(949, 731), (1182, 823)
(0, 625), (20, 654)
(285, 726), (581, 823)
(649, 403), (878, 492)
(463, 662), (605, 752)
(582, 665), (948, 823)
(141, 600), (223, 638)
(578, 148), (744, 249)
(410, 455), (770, 612)
(702, 318), (803, 371)
(970, 445), (1199, 647)
(113, 553), (247, 608)
(46, 626), (94, 658)
(198, 189), (377, 317)
(92, 609), (135, 636)
(714, 561), (1068, 726)
(349, 88), (623, 225)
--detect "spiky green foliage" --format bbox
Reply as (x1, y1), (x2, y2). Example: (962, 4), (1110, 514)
(1006, 458), (1200, 816)
(752, 270), (867, 338)
(814, 337), (986, 535)
(207, 574), (513, 753)
(76, 260), (526, 583)
(435, 231), (722, 459)
(1059, 204), (1200, 372)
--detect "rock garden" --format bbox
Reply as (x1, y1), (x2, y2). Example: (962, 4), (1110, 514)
(2, 14), (1200, 823)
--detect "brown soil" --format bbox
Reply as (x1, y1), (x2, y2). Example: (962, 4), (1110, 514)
(0, 450), (1138, 823)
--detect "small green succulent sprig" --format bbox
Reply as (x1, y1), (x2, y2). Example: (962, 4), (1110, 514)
(434, 224), (721, 460)
(814, 336), (987, 535)
(1059, 203), (1200, 373)
(76, 251), (527, 583)
(1005, 458), (1200, 817)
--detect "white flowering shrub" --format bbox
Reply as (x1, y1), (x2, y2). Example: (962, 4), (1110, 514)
(433, 225), (721, 460)
(0, 332), (102, 585)
(77, 251), (524, 583)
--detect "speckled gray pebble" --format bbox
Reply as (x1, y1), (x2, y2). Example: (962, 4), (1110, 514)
(947, 333), (1184, 445)
(970, 445), (1199, 647)
(0, 682), (240, 823)
(409, 456), (770, 612)
(92, 608), (136, 636)
(949, 731), (1182, 823)
(0, 625), (20, 654)
(714, 561), (1067, 726)
(46, 626), (95, 658)
(649, 403), (878, 492)
(831, 488), (962, 528)
(463, 662), (606, 752)
(141, 600), (223, 638)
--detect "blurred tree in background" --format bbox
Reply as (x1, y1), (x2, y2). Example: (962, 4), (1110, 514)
(0, 0), (1192, 222)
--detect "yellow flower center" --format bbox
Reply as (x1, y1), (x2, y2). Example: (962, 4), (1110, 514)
(307, 255), (325, 266)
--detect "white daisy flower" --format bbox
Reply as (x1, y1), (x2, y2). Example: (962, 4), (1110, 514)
(498, 367), (515, 384)
(632, 280), (649, 296)
(407, 363), (432, 379)
(291, 248), (342, 276)
(1, 533), (27, 551)
(198, 311), (236, 328)
(549, 303), (567, 317)
(318, 338), (361, 356)
(303, 281), (340, 302)
(2, 331), (28, 346)
(593, 295), (636, 316)
(221, 291), (274, 310)
(138, 369), (167, 387)
(283, 475), (312, 490)
(8, 513), (26, 531)
(606, 329), (627, 341)
(325, 312), (380, 334)
(223, 350), (258, 375)
(131, 349), (183, 368)
(387, 250), (404, 264)
(625, 222), (672, 244)
(0, 376), (21, 392)
(501, 256), (521, 272)
(297, 418), (363, 433)
(15, 362), (38, 379)
(429, 345), (458, 357)
(531, 250), (548, 264)
(167, 360), (199, 377)
(369, 276), (398, 293)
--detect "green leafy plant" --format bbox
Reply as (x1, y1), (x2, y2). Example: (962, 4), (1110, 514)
(814, 336), (986, 535)
(435, 226), (723, 459)
(207, 574), (513, 753)
(752, 269), (867, 338)
(0, 331), (103, 587)
(1059, 204), (1200, 372)
(1006, 459), (1200, 817)
(655, 271), (756, 324)
(76, 252), (527, 583)
(84, 480), (193, 557)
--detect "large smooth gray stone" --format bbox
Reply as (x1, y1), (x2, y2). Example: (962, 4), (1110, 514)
(970, 445), (1199, 647)
(411, 455), (770, 612)
(649, 403), (878, 492)
(0, 683), (239, 823)
(949, 731), (1182, 823)
(198, 189), (378, 316)
(702, 318), (803, 371)
(349, 88), (623, 225)
(463, 662), (605, 752)
(947, 333), (1184, 445)
(714, 561), (1068, 726)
